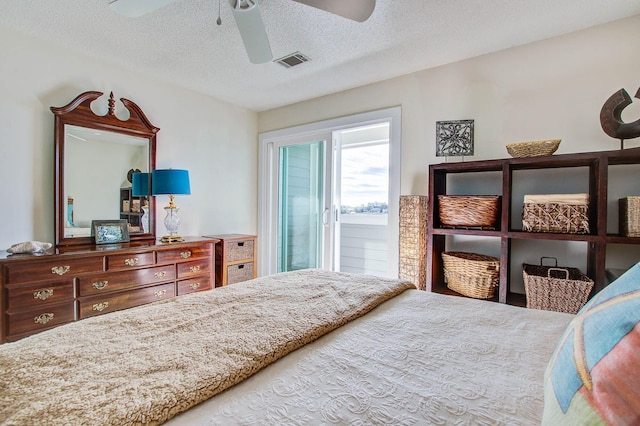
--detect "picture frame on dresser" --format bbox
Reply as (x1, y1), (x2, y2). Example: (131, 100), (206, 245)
(92, 220), (130, 244)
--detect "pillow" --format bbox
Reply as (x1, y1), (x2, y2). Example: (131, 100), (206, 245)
(6, 241), (52, 254)
(542, 262), (640, 425)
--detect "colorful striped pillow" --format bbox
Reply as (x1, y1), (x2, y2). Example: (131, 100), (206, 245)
(542, 262), (640, 425)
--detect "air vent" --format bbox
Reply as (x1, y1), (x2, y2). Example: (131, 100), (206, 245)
(274, 51), (311, 68)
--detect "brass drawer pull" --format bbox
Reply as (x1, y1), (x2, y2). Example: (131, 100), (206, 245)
(51, 265), (70, 275)
(154, 271), (167, 279)
(92, 281), (109, 290)
(34, 313), (54, 324)
(180, 251), (192, 259)
(190, 282), (201, 290)
(154, 289), (167, 297)
(124, 258), (139, 266)
(93, 302), (109, 312)
(33, 289), (54, 300)
(189, 266), (201, 273)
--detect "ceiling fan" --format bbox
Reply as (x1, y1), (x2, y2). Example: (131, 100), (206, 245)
(108, 0), (376, 64)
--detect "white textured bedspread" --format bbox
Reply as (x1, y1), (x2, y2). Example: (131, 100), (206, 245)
(169, 289), (574, 425)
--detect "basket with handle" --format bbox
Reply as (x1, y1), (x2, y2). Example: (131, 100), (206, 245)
(523, 257), (594, 314)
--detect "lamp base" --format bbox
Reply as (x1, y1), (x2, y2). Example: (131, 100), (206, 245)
(160, 235), (185, 243)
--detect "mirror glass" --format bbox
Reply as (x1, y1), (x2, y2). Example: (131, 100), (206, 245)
(63, 125), (150, 238)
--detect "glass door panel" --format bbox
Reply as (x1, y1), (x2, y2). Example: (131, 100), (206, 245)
(277, 141), (325, 272)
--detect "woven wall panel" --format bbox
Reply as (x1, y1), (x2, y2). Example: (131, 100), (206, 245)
(399, 195), (428, 290)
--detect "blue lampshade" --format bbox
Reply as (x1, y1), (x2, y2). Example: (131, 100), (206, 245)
(131, 172), (150, 197)
(151, 169), (191, 195)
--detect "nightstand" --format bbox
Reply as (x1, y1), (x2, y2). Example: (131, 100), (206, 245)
(204, 234), (257, 287)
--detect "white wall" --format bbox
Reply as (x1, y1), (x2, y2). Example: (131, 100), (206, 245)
(258, 15), (640, 289)
(0, 26), (258, 249)
(259, 15), (640, 188)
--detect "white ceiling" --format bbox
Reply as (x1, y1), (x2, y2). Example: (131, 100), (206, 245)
(1, 0), (639, 112)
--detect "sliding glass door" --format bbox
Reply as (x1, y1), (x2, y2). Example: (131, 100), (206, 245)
(258, 107), (401, 278)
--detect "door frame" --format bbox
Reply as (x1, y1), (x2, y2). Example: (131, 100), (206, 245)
(258, 106), (402, 277)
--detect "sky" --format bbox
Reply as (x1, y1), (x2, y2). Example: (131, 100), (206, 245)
(341, 143), (389, 207)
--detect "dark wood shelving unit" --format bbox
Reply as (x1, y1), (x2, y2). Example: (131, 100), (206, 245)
(120, 187), (146, 233)
(427, 147), (640, 305)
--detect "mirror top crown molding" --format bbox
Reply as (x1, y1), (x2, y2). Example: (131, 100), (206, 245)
(50, 91), (160, 135)
(52, 91), (158, 247)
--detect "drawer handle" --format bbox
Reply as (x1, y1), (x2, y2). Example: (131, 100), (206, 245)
(154, 271), (167, 278)
(33, 289), (54, 300)
(124, 258), (139, 266)
(93, 302), (109, 312)
(180, 251), (192, 259)
(51, 265), (70, 276)
(154, 289), (167, 297)
(237, 242), (245, 247)
(34, 313), (54, 324)
(238, 264), (245, 269)
(189, 266), (201, 273)
(92, 281), (109, 290)
(190, 282), (201, 290)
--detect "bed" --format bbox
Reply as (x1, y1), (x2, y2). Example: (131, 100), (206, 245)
(2, 268), (632, 425)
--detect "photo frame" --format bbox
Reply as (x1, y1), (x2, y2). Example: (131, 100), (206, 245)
(436, 119), (474, 157)
(91, 219), (130, 245)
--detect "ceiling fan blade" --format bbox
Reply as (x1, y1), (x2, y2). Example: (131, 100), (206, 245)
(109, 0), (179, 18)
(229, 0), (273, 64)
(292, 0), (375, 22)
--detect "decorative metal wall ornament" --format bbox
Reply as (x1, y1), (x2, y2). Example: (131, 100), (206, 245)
(436, 119), (474, 158)
(600, 87), (640, 149)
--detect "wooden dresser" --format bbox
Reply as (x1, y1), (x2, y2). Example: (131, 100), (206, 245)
(0, 237), (217, 343)
(205, 234), (257, 286)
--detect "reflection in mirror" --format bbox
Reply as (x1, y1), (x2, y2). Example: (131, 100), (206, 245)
(64, 125), (149, 238)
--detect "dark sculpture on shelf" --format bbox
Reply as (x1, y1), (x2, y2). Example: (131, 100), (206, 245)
(600, 87), (640, 149)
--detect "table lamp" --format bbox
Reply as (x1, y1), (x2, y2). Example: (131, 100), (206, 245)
(131, 172), (151, 234)
(151, 169), (191, 243)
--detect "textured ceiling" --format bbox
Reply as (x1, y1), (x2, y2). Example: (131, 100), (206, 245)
(1, 0), (639, 112)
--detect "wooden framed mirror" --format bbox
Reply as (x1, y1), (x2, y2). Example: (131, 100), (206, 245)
(51, 91), (158, 246)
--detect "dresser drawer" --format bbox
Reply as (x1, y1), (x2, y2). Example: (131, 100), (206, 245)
(156, 244), (212, 264)
(177, 276), (212, 295)
(6, 280), (75, 311)
(79, 282), (176, 319)
(177, 259), (211, 279)
(106, 252), (155, 270)
(5, 257), (104, 284)
(6, 302), (75, 338)
(224, 240), (254, 262)
(77, 265), (176, 296)
(227, 262), (255, 285)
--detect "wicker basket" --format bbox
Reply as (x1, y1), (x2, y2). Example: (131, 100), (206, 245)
(442, 252), (500, 299)
(619, 197), (640, 237)
(522, 194), (589, 234)
(438, 195), (501, 229)
(523, 257), (594, 314)
(506, 139), (561, 158)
